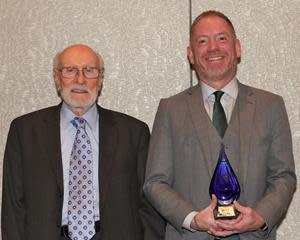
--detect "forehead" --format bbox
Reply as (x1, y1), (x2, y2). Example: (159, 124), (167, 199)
(192, 16), (235, 38)
(60, 46), (99, 66)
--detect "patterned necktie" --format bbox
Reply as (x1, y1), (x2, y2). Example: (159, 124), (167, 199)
(68, 117), (95, 240)
(213, 91), (227, 138)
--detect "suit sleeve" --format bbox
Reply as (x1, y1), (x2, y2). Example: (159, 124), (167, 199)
(254, 97), (296, 233)
(143, 99), (196, 231)
(137, 122), (166, 240)
(1, 120), (26, 240)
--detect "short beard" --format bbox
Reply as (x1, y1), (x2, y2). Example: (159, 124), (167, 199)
(60, 90), (99, 114)
(197, 63), (238, 83)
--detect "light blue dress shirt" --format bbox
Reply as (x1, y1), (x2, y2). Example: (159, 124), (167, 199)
(60, 103), (100, 225)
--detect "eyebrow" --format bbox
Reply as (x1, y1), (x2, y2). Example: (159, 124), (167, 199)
(216, 32), (230, 36)
(196, 31), (231, 39)
(61, 65), (98, 68)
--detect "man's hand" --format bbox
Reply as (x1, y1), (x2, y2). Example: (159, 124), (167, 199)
(190, 195), (238, 237)
(215, 201), (265, 234)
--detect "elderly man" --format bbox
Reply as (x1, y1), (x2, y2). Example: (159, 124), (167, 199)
(2, 44), (165, 240)
(144, 10), (296, 240)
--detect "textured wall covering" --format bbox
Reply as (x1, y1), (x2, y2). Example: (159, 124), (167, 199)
(0, 0), (299, 239)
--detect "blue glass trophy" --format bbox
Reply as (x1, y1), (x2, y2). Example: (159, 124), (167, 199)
(209, 145), (240, 219)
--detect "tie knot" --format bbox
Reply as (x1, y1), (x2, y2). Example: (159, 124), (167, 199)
(71, 117), (86, 129)
(213, 91), (225, 103)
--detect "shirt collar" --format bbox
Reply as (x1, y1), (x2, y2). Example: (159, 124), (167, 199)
(60, 103), (99, 131)
(200, 77), (239, 101)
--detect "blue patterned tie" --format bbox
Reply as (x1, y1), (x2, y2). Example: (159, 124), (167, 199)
(68, 117), (95, 240)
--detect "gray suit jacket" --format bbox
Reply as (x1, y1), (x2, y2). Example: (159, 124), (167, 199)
(144, 82), (296, 240)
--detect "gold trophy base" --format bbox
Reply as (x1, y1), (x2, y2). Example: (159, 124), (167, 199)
(214, 204), (239, 220)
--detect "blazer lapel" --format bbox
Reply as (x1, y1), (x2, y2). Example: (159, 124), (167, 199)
(43, 104), (64, 195)
(98, 106), (118, 207)
(185, 85), (215, 177)
(237, 83), (256, 189)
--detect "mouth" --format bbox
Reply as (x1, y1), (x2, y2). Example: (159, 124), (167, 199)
(206, 56), (224, 61)
(71, 89), (88, 94)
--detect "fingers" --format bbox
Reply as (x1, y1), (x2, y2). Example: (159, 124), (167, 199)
(217, 214), (243, 226)
(194, 196), (244, 234)
(210, 194), (218, 208)
(192, 209), (215, 231)
(209, 228), (238, 237)
(207, 202), (264, 235)
(216, 220), (239, 231)
(233, 201), (245, 213)
(211, 194), (217, 202)
(192, 196), (220, 231)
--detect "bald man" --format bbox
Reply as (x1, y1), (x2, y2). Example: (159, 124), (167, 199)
(2, 44), (165, 240)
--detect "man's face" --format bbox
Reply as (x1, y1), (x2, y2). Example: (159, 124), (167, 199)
(54, 45), (102, 115)
(188, 16), (241, 87)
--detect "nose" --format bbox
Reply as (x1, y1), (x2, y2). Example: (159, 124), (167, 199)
(75, 69), (86, 84)
(208, 39), (218, 51)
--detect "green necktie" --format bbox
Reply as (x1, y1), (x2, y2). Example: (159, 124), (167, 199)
(212, 91), (227, 138)
(213, 91), (238, 240)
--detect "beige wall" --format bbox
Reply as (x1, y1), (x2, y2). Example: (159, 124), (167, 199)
(0, 0), (299, 238)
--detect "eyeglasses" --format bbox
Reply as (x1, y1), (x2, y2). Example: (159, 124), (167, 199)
(58, 67), (102, 79)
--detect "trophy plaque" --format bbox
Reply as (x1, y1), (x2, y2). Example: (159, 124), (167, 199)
(209, 145), (240, 220)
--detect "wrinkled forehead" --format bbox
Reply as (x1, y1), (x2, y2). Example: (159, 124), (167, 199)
(59, 46), (100, 68)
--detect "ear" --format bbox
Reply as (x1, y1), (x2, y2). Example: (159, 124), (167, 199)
(97, 76), (103, 93)
(235, 39), (241, 59)
(53, 69), (61, 91)
(187, 45), (195, 65)
(99, 75), (104, 86)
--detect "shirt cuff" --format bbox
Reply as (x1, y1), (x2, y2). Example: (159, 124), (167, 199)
(182, 211), (198, 232)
